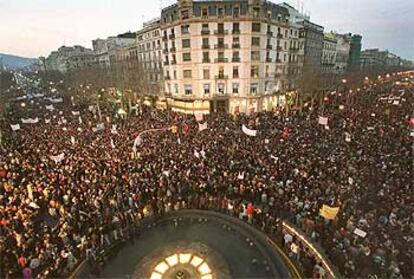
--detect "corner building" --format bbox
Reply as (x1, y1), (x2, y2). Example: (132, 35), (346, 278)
(161, 0), (299, 114)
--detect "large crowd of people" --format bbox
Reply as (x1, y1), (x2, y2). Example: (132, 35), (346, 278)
(0, 74), (413, 278)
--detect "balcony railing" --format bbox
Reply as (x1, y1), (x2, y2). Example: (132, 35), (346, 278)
(214, 44), (228, 49)
(289, 47), (300, 52)
(170, 47), (176, 52)
(202, 58), (211, 63)
(232, 43), (241, 49)
(276, 46), (283, 51)
(267, 31), (273, 36)
(232, 29), (241, 34)
(214, 30), (229, 35)
(215, 58), (229, 63)
(266, 58), (272, 63)
(163, 36), (168, 41)
(163, 48), (168, 53)
(215, 75), (228, 80)
(277, 33), (283, 39)
(164, 61), (169, 66)
(266, 45), (273, 50)
(169, 34), (176, 39)
(232, 57), (241, 62)
(171, 60), (177, 65)
(275, 59), (282, 63)
(202, 44), (210, 49)
(201, 30), (210, 35)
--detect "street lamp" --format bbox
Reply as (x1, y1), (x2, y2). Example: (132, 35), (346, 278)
(341, 79), (347, 84)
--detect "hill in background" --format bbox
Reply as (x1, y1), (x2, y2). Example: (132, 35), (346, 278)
(0, 53), (37, 70)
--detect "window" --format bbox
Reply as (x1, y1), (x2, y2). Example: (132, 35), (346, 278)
(218, 7), (224, 17)
(250, 83), (258, 95)
(183, 53), (191, 61)
(252, 23), (261, 32)
(232, 83), (239, 94)
(203, 52), (209, 62)
(202, 37), (209, 48)
(253, 7), (260, 18)
(182, 39), (191, 48)
(233, 7), (240, 17)
(233, 66), (239, 78)
(218, 51), (225, 59)
(251, 51), (260, 61)
(252, 37), (260, 46)
(218, 67), (224, 78)
(218, 23), (224, 32)
(181, 10), (189, 20)
(233, 22), (240, 33)
(202, 8), (208, 17)
(218, 37), (224, 46)
(181, 25), (190, 34)
(203, 69), (210, 79)
(174, 83), (179, 94)
(184, 84), (193, 95)
(183, 70), (192, 78)
(232, 51), (240, 62)
(173, 70), (177, 79)
(217, 83), (225, 94)
(204, 84), (210, 95)
(251, 65), (259, 78)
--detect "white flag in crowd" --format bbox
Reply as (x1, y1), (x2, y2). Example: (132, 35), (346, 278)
(111, 125), (118, 134)
(21, 117), (39, 124)
(45, 119), (51, 124)
(318, 116), (328, 126)
(96, 123), (105, 131)
(194, 150), (200, 158)
(45, 105), (54, 111)
(345, 132), (352, 142)
(242, 124), (257, 137)
(10, 124), (21, 131)
(71, 111), (80, 116)
(194, 113), (203, 122)
(238, 171), (245, 180)
(198, 122), (208, 131)
(200, 149), (206, 158)
(70, 136), (76, 145)
(49, 97), (63, 103)
(133, 134), (143, 152)
(78, 116), (83, 124)
(110, 138), (116, 149)
(49, 153), (65, 164)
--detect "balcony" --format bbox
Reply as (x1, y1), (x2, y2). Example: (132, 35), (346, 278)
(163, 48), (168, 54)
(275, 72), (283, 77)
(169, 34), (176, 39)
(214, 44), (228, 49)
(266, 58), (272, 63)
(232, 29), (241, 34)
(201, 29), (210, 35)
(215, 58), (229, 63)
(171, 60), (177, 65)
(164, 61), (169, 66)
(289, 47), (299, 52)
(267, 31), (273, 36)
(215, 75), (228, 80)
(202, 58), (211, 63)
(214, 30), (229, 35)
(232, 57), (241, 62)
(170, 47), (176, 52)
(162, 35), (168, 41)
(202, 44), (210, 49)
(277, 33), (283, 39)
(232, 43), (241, 49)
(275, 59), (282, 63)
(266, 44), (273, 50)
(276, 46), (283, 51)
(165, 76), (171, 80)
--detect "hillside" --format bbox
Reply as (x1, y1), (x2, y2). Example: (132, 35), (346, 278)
(0, 53), (37, 70)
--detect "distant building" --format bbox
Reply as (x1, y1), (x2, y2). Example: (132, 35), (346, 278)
(348, 34), (362, 70)
(92, 35), (136, 68)
(300, 20), (324, 71)
(321, 32), (337, 73)
(334, 33), (351, 74)
(45, 45), (95, 73)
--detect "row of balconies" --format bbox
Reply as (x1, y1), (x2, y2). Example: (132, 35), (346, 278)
(165, 57), (284, 65)
(163, 30), (285, 38)
(164, 44), (285, 52)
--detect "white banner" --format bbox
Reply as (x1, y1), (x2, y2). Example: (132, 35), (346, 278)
(198, 122), (208, 131)
(45, 119), (51, 124)
(318, 116), (328, 126)
(96, 123), (105, 131)
(194, 113), (203, 122)
(49, 97), (63, 103)
(345, 132), (351, 142)
(242, 124), (257, 137)
(110, 138), (116, 149)
(21, 117), (39, 124)
(49, 153), (65, 163)
(71, 136), (76, 145)
(111, 125), (118, 134)
(71, 111), (80, 116)
(353, 228), (367, 238)
(194, 150), (200, 158)
(133, 135), (142, 152)
(45, 105), (54, 111)
(11, 124), (21, 131)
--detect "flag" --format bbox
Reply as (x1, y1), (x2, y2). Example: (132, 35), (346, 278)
(111, 125), (117, 134)
(238, 172), (245, 180)
(10, 124), (20, 131)
(110, 138), (116, 149)
(49, 153), (65, 164)
(49, 97), (63, 103)
(318, 116), (328, 126)
(242, 125), (257, 137)
(133, 134), (142, 152)
(353, 228), (367, 238)
(270, 155), (278, 161)
(282, 127), (290, 138)
(71, 111), (80, 116)
(194, 150), (200, 158)
(265, 139), (270, 144)
(78, 116), (83, 124)
(177, 137), (181, 145)
(194, 113), (203, 122)
(21, 118), (39, 124)
(198, 122), (208, 131)
(182, 123), (189, 134)
(345, 132), (351, 142)
(45, 119), (51, 124)
(319, 205), (340, 220)
(96, 123), (105, 131)
(200, 149), (206, 158)
(70, 136), (75, 145)
(45, 105), (54, 111)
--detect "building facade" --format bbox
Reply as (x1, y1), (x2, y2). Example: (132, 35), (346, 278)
(136, 18), (163, 96)
(348, 34), (362, 70)
(161, 0), (298, 114)
(335, 33), (351, 74)
(321, 32), (337, 73)
(45, 45), (95, 73)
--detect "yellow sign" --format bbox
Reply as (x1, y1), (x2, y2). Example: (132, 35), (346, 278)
(319, 205), (340, 220)
(171, 125), (178, 134)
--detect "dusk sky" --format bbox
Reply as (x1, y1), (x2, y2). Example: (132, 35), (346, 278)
(0, 0), (413, 60)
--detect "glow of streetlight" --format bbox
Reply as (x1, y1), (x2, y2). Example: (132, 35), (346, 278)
(378, 75), (382, 80)
(364, 77), (369, 81)
(341, 79), (347, 84)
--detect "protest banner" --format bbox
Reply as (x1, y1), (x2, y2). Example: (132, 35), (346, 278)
(319, 205), (340, 220)
(242, 125), (257, 137)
